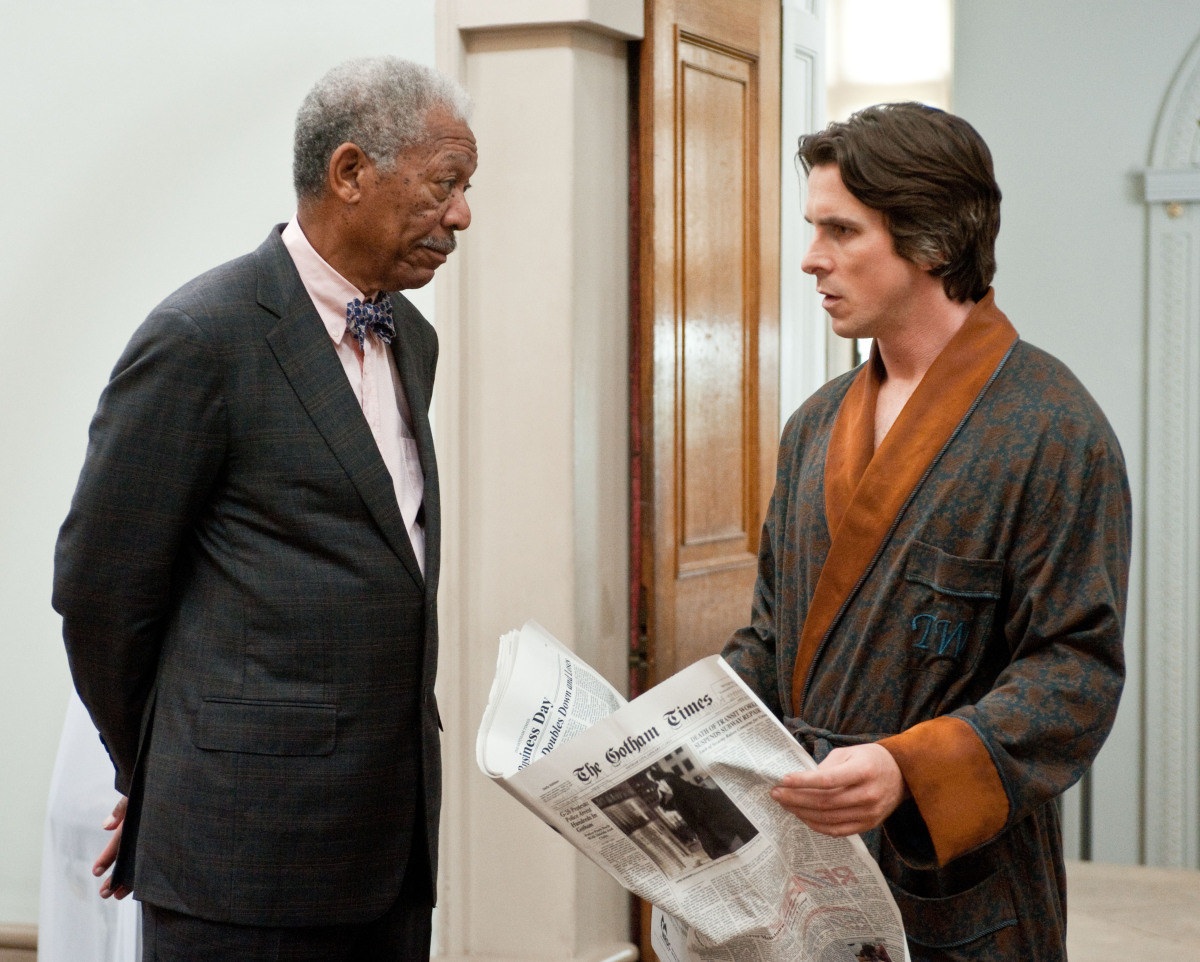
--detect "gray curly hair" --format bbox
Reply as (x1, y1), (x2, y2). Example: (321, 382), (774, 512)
(293, 56), (472, 201)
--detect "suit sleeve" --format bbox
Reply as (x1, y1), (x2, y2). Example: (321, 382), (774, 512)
(880, 424), (1131, 866)
(53, 308), (227, 792)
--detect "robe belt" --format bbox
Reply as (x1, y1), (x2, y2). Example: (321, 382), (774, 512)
(782, 717), (889, 764)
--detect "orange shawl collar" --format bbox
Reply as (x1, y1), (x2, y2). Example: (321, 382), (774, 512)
(790, 290), (1018, 715)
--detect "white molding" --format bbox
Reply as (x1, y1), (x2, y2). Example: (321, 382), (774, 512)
(1143, 31), (1200, 869)
(779, 0), (830, 422)
(1145, 168), (1200, 204)
(433, 4), (635, 956)
(436, 948), (637, 962)
(455, 0), (643, 40)
(1151, 34), (1200, 168)
(1144, 228), (1199, 868)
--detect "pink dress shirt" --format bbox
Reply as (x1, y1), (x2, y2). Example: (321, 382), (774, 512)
(281, 218), (426, 576)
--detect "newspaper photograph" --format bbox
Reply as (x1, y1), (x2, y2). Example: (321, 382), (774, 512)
(476, 620), (909, 962)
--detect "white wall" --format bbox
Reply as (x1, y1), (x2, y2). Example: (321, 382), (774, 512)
(954, 0), (1200, 862)
(0, 0), (438, 925)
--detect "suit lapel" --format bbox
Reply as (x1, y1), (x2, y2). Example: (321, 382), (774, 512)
(388, 294), (440, 599)
(256, 231), (425, 591)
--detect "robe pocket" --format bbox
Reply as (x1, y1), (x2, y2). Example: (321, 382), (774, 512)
(889, 868), (1019, 956)
(194, 698), (336, 756)
(902, 542), (1003, 676)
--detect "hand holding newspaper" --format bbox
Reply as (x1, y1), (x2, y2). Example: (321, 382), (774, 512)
(476, 620), (909, 962)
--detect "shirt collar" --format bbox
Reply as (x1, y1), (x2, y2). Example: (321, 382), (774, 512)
(281, 217), (371, 346)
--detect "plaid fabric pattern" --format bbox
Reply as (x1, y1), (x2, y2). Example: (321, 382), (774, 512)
(54, 227), (443, 929)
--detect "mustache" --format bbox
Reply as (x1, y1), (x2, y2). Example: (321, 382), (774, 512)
(418, 235), (457, 255)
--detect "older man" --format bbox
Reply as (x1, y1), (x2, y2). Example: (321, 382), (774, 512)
(724, 103), (1130, 960)
(53, 57), (475, 960)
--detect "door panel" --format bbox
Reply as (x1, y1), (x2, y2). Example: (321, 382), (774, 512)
(634, 6), (781, 953)
(638, 0), (780, 689)
(643, 0), (782, 690)
(632, 3), (828, 954)
(679, 41), (753, 567)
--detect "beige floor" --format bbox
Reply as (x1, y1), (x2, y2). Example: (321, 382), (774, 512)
(1067, 859), (1200, 959)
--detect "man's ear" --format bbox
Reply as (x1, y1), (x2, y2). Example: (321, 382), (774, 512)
(327, 142), (372, 204)
(913, 251), (947, 275)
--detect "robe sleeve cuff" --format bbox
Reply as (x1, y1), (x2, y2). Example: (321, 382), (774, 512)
(878, 716), (1009, 866)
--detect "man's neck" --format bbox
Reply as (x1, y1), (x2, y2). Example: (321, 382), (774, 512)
(295, 205), (381, 300)
(875, 295), (974, 386)
(873, 294), (975, 449)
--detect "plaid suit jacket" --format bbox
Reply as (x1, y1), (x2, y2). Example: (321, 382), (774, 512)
(53, 226), (442, 926)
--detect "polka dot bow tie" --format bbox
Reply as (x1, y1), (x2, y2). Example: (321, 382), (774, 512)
(346, 297), (396, 350)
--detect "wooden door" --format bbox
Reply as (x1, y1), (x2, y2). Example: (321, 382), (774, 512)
(632, 1), (781, 953)
(634, 0), (781, 693)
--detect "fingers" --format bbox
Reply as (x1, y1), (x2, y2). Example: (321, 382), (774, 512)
(98, 874), (131, 900)
(773, 793), (887, 836)
(95, 795), (129, 898)
(771, 744), (907, 836)
(93, 825), (122, 877)
(103, 795), (128, 831)
(773, 747), (878, 800)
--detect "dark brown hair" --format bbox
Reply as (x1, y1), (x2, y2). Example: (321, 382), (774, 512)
(798, 102), (1001, 303)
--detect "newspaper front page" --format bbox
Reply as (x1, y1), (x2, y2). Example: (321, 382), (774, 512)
(476, 620), (909, 962)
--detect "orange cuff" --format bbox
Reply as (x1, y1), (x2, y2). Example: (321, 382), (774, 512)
(879, 716), (1009, 866)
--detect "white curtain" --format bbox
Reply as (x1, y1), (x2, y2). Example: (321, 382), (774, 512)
(39, 692), (140, 961)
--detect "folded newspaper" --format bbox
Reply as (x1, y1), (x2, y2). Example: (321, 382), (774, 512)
(476, 620), (909, 962)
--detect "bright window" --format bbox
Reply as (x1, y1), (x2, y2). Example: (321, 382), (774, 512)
(824, 0), (953, 362)
(827, 0), (953, 121)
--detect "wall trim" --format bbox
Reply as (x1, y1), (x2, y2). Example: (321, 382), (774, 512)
(1143, 30), (1200, 869)
(780, 0), (832, 417)
(436, 947), (637, 962)
(0, 925), (36, 950)
(454, 0), (643, 40)
(1145, 167), (1200, 204)
(433, 5), (635, 957)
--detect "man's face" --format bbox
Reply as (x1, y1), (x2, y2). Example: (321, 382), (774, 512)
(349, 106), (477, 292)
(801, 164), (930, 342)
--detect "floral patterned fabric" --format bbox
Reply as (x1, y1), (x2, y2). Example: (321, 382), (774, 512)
(723, 295), (1131, 961)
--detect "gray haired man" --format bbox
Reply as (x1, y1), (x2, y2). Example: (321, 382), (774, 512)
(53, 56), (475, 960)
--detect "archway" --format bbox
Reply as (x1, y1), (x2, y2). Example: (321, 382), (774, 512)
(1143, 31), (1200, 869)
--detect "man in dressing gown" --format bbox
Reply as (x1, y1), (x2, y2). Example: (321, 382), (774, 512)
(723, 103), (1130, 961)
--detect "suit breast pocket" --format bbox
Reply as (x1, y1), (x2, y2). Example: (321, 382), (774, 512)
(901, 541), (1003, 677)
(194, 698), (337, 756)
